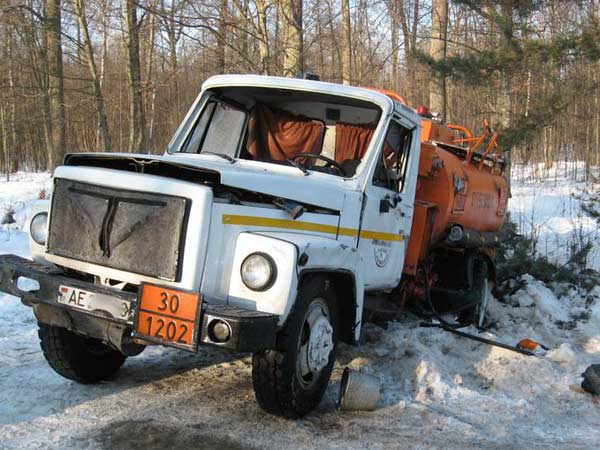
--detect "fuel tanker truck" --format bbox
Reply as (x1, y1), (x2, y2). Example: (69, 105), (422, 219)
(0, 75), (508, 418)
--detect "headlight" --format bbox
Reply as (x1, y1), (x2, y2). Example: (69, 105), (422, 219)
(240, 253), (276, 291)
(30, 212), (49, 245)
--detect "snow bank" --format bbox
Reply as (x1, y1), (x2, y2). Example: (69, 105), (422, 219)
(510, 162), (600, 270)
(0, 172), (51, 231)
(336, 273), (600, 446)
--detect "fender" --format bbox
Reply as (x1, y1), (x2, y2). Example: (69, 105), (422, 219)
(227, 231), (364, 343)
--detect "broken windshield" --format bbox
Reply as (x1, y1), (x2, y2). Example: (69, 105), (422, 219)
(177, 88), (382, 178)
(180, 99), (247, 157)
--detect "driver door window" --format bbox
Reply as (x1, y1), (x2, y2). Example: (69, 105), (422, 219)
(373, 121), (412, 191)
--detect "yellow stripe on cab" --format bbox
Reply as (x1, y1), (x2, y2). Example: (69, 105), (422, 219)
(222, 214), (404, 242)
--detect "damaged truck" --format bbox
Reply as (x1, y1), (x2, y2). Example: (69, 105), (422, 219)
(0, 75), (508, 418)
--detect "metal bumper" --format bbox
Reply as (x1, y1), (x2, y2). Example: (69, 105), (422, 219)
(0, 254), (278, 353)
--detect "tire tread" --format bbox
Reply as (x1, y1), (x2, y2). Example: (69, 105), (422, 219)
(252, 275), (338, 418)
(38, 323), (126, 383)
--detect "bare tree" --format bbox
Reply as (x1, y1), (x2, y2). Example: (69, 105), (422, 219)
(341, 0), (351, 85)
(280, 0), (303, 77)
(216, 0), (228, 73)
(429, 0), (448, 117)
(145, 1), (157, 143)
(0, 0), (598, 173)
(73, 0), (112, 151)
(255, 0), (271, 75)
(386, 0), (419, 96)
(125, 0), (147, 152)
(44, 0), (66, 166)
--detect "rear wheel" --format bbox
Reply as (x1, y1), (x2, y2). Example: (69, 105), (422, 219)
(252, 275), (338, 418)
(459, 260), (493, 328)
(38, 323), (126, 383)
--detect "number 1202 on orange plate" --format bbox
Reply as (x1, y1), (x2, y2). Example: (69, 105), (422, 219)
(134, 284), (201, 351)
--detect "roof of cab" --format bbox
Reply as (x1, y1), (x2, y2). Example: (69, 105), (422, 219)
(202, 74), (403, 119)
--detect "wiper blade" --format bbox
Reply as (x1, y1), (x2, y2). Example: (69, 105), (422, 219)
(285, 158), (309, 175)
(202, 151), (235, 163)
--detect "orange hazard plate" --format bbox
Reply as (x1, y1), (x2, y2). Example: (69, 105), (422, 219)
(134, 284), (201, 351)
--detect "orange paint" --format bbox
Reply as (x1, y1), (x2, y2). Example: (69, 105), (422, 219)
(135, 284), (201, 349)
(368, 89), (508, 275)
(138, 284), (200, 321)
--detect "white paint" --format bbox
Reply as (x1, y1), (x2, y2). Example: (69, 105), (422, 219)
(227, 232), (297, 321)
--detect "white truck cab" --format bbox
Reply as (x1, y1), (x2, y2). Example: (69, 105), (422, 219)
(0, 75), (422, 418)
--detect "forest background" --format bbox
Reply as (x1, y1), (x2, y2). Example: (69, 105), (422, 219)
(0, 0), (599, 179)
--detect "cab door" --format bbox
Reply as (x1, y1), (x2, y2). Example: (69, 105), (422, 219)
(358, 116), (420, 290)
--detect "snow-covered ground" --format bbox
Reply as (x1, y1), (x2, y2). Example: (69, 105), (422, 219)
(510, 162), (600, 270)
(1, 171), (599, 449)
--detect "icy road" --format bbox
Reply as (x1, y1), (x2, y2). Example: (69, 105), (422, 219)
(1, 172), (599, 450)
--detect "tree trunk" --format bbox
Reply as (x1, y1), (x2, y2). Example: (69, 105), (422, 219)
(496, 1), (514, 189)
(6, 25), (18, 172)
(217, 0), (227, 73)
(73, 0), (112, 151)
(341, 0), (352, 85)
(395, 0), (418, 99)
(389, 1), (399, 92)
(256, 0), (270, 75)
(1, 105), (8, 181)
(146, 2), (157, 145)
(125, 0), (147, 152)
(281, 0), (303, 77)
(429, 0), (448, 118)
(44, 0), (66, 167)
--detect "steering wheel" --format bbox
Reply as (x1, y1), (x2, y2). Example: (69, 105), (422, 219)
(290, 153), (347, 177)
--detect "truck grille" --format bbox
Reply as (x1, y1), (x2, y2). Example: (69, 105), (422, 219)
(48, 179), (189, 281)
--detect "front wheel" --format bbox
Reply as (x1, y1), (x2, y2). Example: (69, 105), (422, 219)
(252, 275), (338, 418)
(38, 323), (126, 383)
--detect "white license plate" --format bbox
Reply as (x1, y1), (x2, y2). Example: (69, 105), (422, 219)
(57, 285), (134, 323)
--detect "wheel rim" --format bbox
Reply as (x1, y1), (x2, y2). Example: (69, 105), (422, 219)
(296, 298), (333, 387)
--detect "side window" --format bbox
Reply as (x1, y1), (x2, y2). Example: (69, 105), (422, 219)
(372, 120), (412, 191)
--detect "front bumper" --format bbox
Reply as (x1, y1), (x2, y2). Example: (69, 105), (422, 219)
(0, 254), (278, 353)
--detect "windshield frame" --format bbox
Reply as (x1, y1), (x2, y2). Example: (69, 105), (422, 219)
(166, 79), (398, 183)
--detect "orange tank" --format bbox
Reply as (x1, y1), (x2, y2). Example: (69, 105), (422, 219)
(368, 88), (509, 276)
(402, 117), (509, 276)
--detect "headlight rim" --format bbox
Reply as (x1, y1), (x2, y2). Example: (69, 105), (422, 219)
(240, 252), (277, 292)
(30, 211), (49, 246)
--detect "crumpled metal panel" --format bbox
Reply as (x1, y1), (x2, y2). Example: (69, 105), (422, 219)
(48, 179), (189, 281)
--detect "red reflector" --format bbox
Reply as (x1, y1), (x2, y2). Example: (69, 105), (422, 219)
(417, 105), (429, 117)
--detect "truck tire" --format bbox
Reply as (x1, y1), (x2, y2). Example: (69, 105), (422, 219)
(459, 260), (493, 328)
(252, 275), (339, 418)
(38, 323), (126, 383)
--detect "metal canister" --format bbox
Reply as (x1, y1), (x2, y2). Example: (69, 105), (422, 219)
(338, 367), (381, 411)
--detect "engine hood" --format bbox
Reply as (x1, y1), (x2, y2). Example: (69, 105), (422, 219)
(64, 152), (357, 212)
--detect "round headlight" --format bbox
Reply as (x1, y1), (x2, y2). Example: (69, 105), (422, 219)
(30, 212), (48, 245)
(240, 253), (276, 291)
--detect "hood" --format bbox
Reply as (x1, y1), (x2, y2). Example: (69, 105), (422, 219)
(63, 152), (354, 212)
